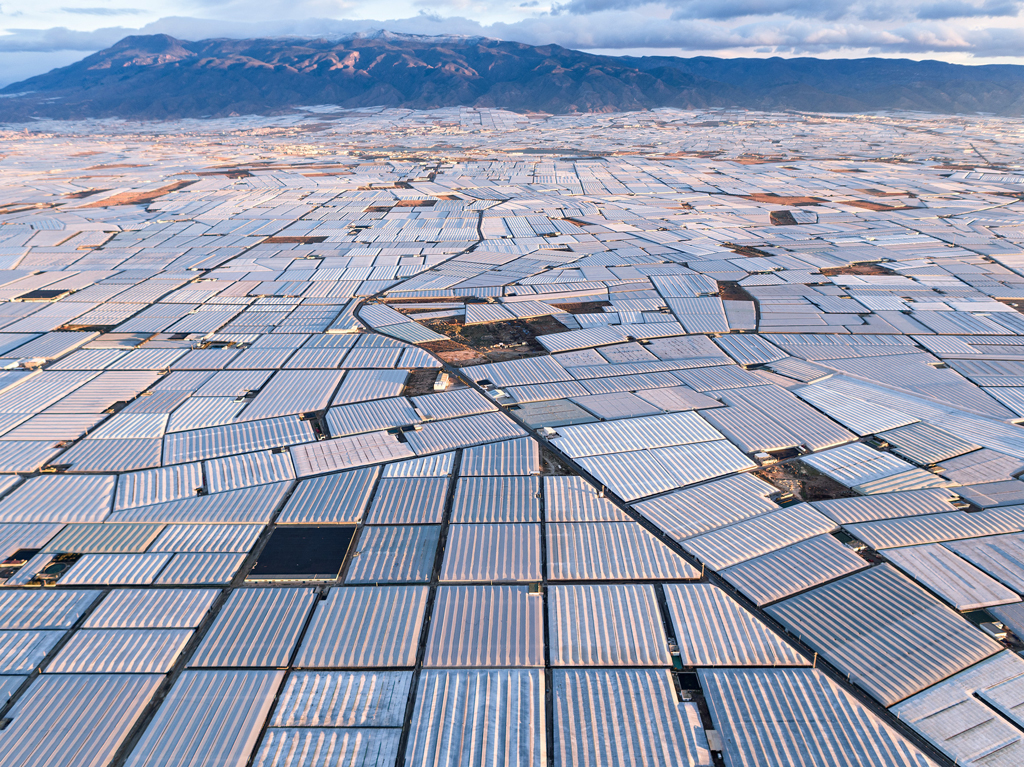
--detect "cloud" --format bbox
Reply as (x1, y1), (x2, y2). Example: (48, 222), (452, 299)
(554, 0), (1023, 20)
(60, 7), (148, 15)
(0, 9), (1020, 64)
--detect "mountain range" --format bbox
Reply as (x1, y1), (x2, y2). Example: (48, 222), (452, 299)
(1, 31), (1022, 120)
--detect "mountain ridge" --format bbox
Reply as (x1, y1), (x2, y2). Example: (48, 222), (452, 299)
(2, 33), (1022, 120)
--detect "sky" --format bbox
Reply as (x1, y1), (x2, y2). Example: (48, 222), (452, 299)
(1, 0), (1022, 86)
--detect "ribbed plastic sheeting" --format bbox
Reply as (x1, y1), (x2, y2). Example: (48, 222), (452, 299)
(634, 473), (779, 540)
(294, 586), (428, 668)
(810, 488), (959, 524)
(467, 356), (573, 389)
(156, 552), (246, 584)
(411, 388), (496, 421)
(189, 587), (316, 668)
(58, 438), (163, 473)
(0, 521), (62, 559)
(450, 477), (541, 523)
(108, 482), (292, 524)
(279, 466), (380, 524)
(700, 667), (936, 767)
(681, 503), (838, 570)
(194, 369), (272, 397)
(0, 589), (98, 629)
(544, 475), (630, 521)
(115, 463), (203, 510)
(882, 543), (1020, 611)
(148, 523), (263, 552)
(720, 535), (869, 607)
(0, 473), (116, 523)
(47, 628), (192, 673)
(330, 369), (408, 406)
(947, 533), (1024, 593)
(291, 432), (414, 477)
(85, 588), (219, 628)
(163, 415), (314, 464)
(325, 397), (419, 438)
(440, 524), (542, 582)
(767, 565), (1001, 707)
(546, 522), (699, 581)
(548, 584), (670, 666)
(238, 370), (344, 421)
(60, 552), (173, 586)
(123, 669), (285, 767)
(381, 452), (454, 478)
(845, 507), (1024, 550)
(166, 397), (245, 433)
(42, 523), (163, 554)
(0, 629), (63, 673)
(552, 411), (723, 458)
(663, 584), (808, 666)
(346, 525), (440, 584)
(405, 412), (526, 456)
(365, 477), (449, 524)
(553, 669), (712, 767)
(460, 437), (539, 476)
(890, 651), (1024, 767)
(424, 585), (544, 668)
(878, 421), (980, 465)
(252, 728), (402, 767)
(0, 673), (162, 767)
(205, 448), (295, 494)
(272, 670), (412, 727)
(406, 669), (546, 767)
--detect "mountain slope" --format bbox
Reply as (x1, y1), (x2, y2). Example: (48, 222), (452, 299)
(1, 32), (1022, 120)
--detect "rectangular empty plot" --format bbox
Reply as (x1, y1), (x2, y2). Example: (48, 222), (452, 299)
(365, 477), (449, 524)
(553, 668), (711, 767)
(123, 669), (284, 767)
(189, 587), (316, 668)
(546, 522), (699, 581)
(346, 525), (440, 584)
(46, 629), (192, 673)
(663, 584), (807, 667)
(700, 667), (937, 767)
(271, 670), (413, 727)
(449, 477), (540, 523)
(84, 588), (219, 628)
(544, 475), (630, 522)
(459, 437), (540, 476)
(294, 586), (428, 668)
(407, 669), (545, 767)
(0, 673), (162, 767)
(440, 524), (541, 582)
(549, 584), (670, 667)
(424, 585), (544, 668)
(720, 535), (870, 607)
(767, 565), (1001, 706)
(279, 466), (380, 524)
